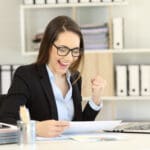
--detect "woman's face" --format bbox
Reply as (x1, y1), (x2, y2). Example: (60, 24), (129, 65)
(48, 31), (80, 76)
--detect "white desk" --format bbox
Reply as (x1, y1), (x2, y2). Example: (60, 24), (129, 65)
(1, 133), (150, 150)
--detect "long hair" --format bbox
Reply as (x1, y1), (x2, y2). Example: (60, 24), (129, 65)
(36, 16), (84, 76)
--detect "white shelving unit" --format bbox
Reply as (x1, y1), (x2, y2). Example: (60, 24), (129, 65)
(20, 1), (150, 101)
(21, 2), (128, 9)
(20, 1), (128, 55)
(19, 1), (150, 121)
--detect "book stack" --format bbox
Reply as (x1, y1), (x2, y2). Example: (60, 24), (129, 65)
(80, 24), (109, 50)
(0, 123), (18, 144)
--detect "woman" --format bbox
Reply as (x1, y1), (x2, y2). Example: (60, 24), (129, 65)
(0, 16), (106, 137)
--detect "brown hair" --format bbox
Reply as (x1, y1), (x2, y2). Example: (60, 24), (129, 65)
(36, 15), (84, 75)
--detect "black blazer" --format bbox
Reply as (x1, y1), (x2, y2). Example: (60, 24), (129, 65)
(0, 64), (99, 125)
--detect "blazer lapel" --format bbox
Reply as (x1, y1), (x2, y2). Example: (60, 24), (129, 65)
(71, 75), (82, 121)
(36, 64), (58, 120)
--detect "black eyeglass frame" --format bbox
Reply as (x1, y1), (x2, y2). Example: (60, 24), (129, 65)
(53, 43), (81, 57)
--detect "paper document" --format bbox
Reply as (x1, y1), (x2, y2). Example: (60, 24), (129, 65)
(63, 120), (122, 134)
(37, 132), (126, 142)
(69, 132), (127, 142)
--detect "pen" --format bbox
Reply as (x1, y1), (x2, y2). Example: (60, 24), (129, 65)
(19, 105), (30, 124)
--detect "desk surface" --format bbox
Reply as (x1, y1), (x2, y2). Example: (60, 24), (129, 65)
(1, 133), (150, 150)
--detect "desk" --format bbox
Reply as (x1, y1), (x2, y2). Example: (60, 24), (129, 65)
(1, 133), (150, 150)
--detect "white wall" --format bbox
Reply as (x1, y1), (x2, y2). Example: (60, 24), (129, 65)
(0, 0), (36, 64)
(112, 0), (150, 49)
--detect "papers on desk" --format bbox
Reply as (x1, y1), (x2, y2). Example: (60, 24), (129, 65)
(0, 122), (18, 144)
(37, 120), (122, 142)
(63, 120), (122, 134)
(37, 132), (127, 142)
(69, 132), (127, 142)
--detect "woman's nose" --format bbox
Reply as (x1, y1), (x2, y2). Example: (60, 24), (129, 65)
(64, 51), (74, 61)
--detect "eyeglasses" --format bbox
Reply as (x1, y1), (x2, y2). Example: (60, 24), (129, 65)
(53, 43), (81, 57)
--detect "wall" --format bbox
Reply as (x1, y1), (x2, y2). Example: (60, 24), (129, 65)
(0, 0), (36, 64)
(112, 0), (150, 49)
(0, 0), (150, 64)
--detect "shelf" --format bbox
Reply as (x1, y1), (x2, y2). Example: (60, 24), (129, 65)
(85, 49), (150, 54)
(83, 96), (150, 101)
(21, 1), (128, 9)
(20, 1), (128, 55)
(109, 49), (150, 54)
(102, 96), (150, 101)
(21, 49), (150, 56)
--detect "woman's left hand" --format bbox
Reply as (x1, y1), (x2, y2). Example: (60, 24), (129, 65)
(91, 75), (107, 106)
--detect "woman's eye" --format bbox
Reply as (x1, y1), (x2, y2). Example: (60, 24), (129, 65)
(60, 47), (68, 52)
(73, 49), (80, 54)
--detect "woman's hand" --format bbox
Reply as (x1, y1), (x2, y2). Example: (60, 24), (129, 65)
(36, 120), (70, 137)
(91, 75), (107, 106)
